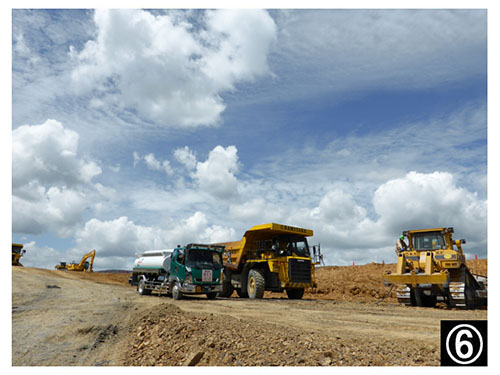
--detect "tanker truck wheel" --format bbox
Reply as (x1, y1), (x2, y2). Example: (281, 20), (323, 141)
(137, 278), (151, 295)
(247, 269), (265, 299)
(172, 281), (183, 300)
(286, 288), (304, 300)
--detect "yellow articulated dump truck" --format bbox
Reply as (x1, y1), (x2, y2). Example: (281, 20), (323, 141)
(213, 223), (318, 299)
(383, 228), (487, 308)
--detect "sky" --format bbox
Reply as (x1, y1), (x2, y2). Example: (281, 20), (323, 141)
(11, 8), (489, 271)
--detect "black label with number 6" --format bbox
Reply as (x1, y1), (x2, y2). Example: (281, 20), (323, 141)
(441, 320), (487, 366)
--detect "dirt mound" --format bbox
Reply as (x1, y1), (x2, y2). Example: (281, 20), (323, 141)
(121, 302), (439, 366)
(306, 259), (487, 302)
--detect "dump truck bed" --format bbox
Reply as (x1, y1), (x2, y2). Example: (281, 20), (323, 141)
(215, 223), (314, 270)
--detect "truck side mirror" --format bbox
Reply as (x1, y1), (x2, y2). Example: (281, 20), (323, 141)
(460, 239), (466, 244)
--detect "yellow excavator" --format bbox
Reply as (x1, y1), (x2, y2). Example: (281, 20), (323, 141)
(12, 243), (26, 266)
(55, 250), (96, 272)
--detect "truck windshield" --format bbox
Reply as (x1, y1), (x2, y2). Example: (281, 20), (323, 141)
(186, 249), (222, 269)
(287, 239), (310, 257)
(412, 233), (446, 250)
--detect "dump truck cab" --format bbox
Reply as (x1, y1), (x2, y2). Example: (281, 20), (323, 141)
(383, 227), (487, 308)
(215, 223), (319, 299)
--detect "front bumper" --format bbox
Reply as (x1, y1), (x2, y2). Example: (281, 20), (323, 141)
(181, 283), (222, 294)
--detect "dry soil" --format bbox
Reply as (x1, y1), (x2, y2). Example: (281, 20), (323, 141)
(11, 260), (487, 366)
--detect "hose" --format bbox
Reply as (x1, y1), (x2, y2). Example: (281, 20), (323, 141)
(375, 284), (394, 305)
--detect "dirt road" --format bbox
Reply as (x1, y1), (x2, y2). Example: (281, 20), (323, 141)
(12, 267), (487, 366)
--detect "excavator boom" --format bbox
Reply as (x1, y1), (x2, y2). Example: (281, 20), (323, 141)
(55, 250), (96, 272)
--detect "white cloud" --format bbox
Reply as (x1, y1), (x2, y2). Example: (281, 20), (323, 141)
(285, 171), (487, 264)
(174, 146), (197, 170)
(19, 241), (66, 269)
(74, 212), (235, 269)
(13, 119), (101, 188)
(71, 9), (277, 127)
(373, 171), (487, 244)
(12, 120), (102, 237)
(273, 10), (485, 97)
(229, 197), (285, 223)
(133, 152), (174, 176)
(12, 186), (87, 237)
(193, 145), (240, 199)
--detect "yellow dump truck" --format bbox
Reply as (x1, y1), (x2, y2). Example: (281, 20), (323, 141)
(214, 223), (318, 299)
(383, 228), (487, 308)
(12, 243), (26, 266)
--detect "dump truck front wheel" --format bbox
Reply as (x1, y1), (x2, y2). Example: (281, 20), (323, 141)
(247, 269), (265, 299)
(286, 288), (305, 300)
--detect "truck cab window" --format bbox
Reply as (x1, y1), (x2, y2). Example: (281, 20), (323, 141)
(186, 249), (222, 269)
(177, 249), (185, 264)
(412, 233), (446, 250)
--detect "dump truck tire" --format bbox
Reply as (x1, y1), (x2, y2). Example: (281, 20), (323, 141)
(236, 289), (249, 298)
(137, 279), (151, 295)
(172, 281), (182, 300)
(247, 269), (265, 299)
(218, 282), (234, 298)
(286, 288), (305, 300)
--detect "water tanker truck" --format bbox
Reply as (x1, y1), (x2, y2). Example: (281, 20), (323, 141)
(213, 223), (319, 299)
(129, 243), (224, 300)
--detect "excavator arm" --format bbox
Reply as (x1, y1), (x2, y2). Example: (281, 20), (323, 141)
(80, 250), (96, 272)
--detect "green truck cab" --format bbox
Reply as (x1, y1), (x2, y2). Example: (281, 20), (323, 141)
(129, 243), (224, 300)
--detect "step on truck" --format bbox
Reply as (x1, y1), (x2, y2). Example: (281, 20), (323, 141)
(129, 243), (224, 300)
(382, 227), (487, 308)
(214, 223), (319, 299)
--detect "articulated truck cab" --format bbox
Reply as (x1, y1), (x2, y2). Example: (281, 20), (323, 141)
(214, 223), (319, 299)
(129, 243), (224, 300)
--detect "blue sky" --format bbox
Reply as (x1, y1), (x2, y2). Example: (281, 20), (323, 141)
(11, 9), (488, 270)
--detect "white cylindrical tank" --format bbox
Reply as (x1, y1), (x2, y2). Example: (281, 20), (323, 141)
(134, 250), (173, 272)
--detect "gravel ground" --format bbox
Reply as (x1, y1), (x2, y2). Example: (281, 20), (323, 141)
(12, 263), (487, 366)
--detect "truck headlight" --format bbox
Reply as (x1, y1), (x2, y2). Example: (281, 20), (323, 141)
(185, 273), (193, 284)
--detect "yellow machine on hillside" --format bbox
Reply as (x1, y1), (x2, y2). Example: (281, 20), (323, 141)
(383, 228), (487, 308)
(214, 223), (320, 299)
(12, 243), (26, 266)
(55, 250), (96, 272)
